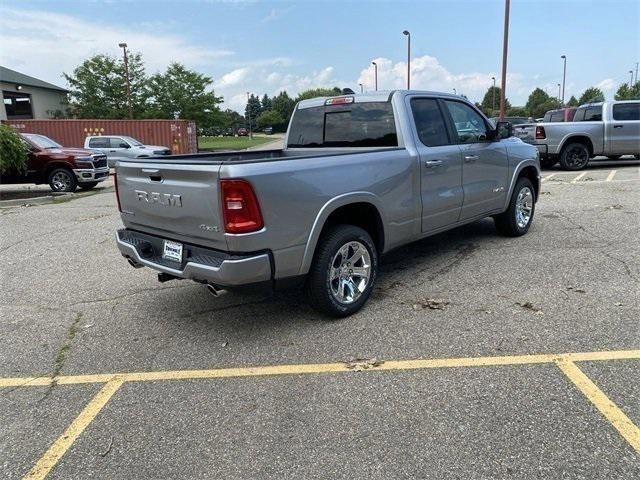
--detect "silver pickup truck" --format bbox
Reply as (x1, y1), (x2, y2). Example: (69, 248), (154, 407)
(114, 90), (540, 317)
(513, 100), (640, 170)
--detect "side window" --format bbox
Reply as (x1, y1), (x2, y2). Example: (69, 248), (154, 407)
(543, 112), (553, 122)
(549, 112), (564, 122)
(444, 100), (488, 144)
(573, 108), (586, 121)
(410, 98), (450, 147)
(584, 106), (602, 121)
(612, 103), (640, 121)
(88, 137), (108, 148)
(109, 137), (128, 148)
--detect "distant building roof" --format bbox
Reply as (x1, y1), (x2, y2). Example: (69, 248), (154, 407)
(0, 66), (68, 93)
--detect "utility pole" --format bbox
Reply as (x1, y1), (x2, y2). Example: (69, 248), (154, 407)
(372, 62), (378, 91)
(359, 83), (363, 93)
(118, 42), (133, 119)
(635, 62), (639, 84)
(453, 88), (457, 95)
(557, 83), (561, 102)
(491, 76), (496, 113)
(560, 55), (567, 105)
(499, 0), (510, 120)
(403, 30), (411, 89)
(630, 70), (635, 87)
(246, 92), (253, 139)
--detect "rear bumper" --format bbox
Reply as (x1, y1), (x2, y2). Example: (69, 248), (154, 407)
(116, 229), (272, 287)
(532, 144), (549, 157)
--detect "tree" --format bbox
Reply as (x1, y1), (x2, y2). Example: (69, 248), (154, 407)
(146, 63), (223, 126)
(295, 87), (341, 102)
(525, 88), (551, 117)
(505, 106), (529, 117)
(614, 82), (640, 100)
(566, 95), (579, 107)
(272, 91), (296, 122)
(245, 94), (262, 128)
(0, 124), (29, 174)
(260, 94), (273, 112)
(578, 87), (604, 105)
(64, 53), (148, 118)
(533, 99), (562, 119)
(256, 110), (285, 130)
(479, 86), (509, 117)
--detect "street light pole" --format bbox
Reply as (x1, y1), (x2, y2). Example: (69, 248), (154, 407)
(371, 62), (378, 91)
(453, 88), (457, 95)
(359, 83), (363, 93)
(118, 42), (133, 119)
(402, 30), (411, 89)
(630, 70), (635, 87)
(635, 62), (639, 84)
(557, 83), (561, 102)
(491, 76), (496, 113)
(561, 55), (567, 105)
(499, 0), (510, 120)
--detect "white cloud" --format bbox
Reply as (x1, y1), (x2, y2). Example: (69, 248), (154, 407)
(0, 7), (233, 86)
(596, 78), (616, 92)
(218, 68), (249, 87)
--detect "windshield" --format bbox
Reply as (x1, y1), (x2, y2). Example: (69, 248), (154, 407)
(22, 134), (62, 149)
(121, 136), (143, 146)
(287, 101), (398, 148)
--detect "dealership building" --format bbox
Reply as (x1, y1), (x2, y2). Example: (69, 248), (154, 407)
(0, 66), (68, 120)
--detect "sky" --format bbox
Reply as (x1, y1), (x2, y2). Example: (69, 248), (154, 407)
(1, 0), (638, 113)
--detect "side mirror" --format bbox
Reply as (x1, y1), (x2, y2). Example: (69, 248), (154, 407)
(119, 143), (130, 149)
(495, 121), (513, 140)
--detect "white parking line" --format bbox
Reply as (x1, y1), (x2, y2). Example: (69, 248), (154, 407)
(542, 173), (556, 182)
(606, 170), (617, 182)
(571, 172), (587, 183)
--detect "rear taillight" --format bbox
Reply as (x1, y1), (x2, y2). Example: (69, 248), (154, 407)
(114, 172), (122, 212)
(535, 126), (546, 139)
(220, 179), (264, 234)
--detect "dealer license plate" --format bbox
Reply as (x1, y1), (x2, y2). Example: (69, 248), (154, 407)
(162, 240), (183, 262)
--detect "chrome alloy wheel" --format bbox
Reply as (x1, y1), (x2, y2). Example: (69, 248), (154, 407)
(51, 171), (73, 191)
(515, 186), (533, 229)
(328, 241), (372, 304)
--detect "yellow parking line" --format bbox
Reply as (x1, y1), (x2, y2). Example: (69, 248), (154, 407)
(556, 359), (640, 453)
(2, 349), (639, 388)
(606, 170), (617, 182)
(571, 172), (588, 183)
(23, 379), (124, 480)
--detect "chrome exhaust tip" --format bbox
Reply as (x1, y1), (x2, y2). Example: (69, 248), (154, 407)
(206, 283), (228, 297)
(127, 257), (143, 269)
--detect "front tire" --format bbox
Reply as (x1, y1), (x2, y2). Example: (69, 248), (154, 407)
(48, 168), (77, 192)
(305, 225), (378, 318)
(494, 177), (535, 237)
(559, 142), (590, 170)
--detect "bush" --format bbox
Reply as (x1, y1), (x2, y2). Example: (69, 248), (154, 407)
(0, 124), (28, 174)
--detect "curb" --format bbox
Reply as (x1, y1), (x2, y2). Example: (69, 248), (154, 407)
(0, 187), (114, 208)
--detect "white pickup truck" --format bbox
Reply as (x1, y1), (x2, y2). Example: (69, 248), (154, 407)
(513, 100), (640, 170)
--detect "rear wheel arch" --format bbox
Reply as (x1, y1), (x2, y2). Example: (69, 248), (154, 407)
(560, 135), (594, 157)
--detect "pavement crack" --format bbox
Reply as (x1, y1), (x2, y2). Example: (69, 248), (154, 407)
(68, 283), (192, 307)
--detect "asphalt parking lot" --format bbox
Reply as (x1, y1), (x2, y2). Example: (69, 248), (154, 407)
(1, 160), (639, 479)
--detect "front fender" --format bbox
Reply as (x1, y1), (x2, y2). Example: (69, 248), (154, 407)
(503, 159), (541, 211)
(298, 192), (386, 275)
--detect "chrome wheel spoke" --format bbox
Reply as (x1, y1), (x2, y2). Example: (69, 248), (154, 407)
(328, 240), (372, 305)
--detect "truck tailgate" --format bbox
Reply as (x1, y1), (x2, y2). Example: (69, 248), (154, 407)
(117, 161), (227, 249)
(513, 124), (536, 144)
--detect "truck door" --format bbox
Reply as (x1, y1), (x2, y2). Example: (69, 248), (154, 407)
(441, 99), (508, 221)
(408, 97), (463, 233)
(607, 102), (640, 154)
(108, 137), (132, 164)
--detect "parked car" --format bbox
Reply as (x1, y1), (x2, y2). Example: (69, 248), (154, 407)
(2, 133), (109, 192)
(489, 116), (534, 126)
(114, 91), (540, 317)
(513, 100), (640, 169)
(542, 107), (577, 123)
(236, 128), (249, 137)
(84, 135), (171, 168)
(263, 126), (274, 135)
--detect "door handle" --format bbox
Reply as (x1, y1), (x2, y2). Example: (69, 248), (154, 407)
(109, 150), (116, 152)
(141, 169), (160, 174)
(613, 125), (624, 129)
(464, 155), (479, 163)
(424, 159), (443, 168)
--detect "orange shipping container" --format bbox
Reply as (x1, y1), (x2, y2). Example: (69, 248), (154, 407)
(3, 119), (198, 154)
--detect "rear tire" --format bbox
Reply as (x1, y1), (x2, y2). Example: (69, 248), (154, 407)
(559, 142), (590, 170)
(48, 168), (77, 192)
(79, 182), (98, 190)
(494, 177), (535, 237)
(305, 225), (378, 318)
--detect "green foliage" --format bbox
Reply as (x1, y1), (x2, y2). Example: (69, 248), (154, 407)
(505, 106), (529, 117)
(256, 110), (285, 130)
(245, 94), (262, 126)
(64, 52), (148, 118)
(525, 88), (551, 117)
(146, 63), (223, 126)
(578, 87), (605, 105)
(260, 94), (273, 112)
(272, 91), (296, 122)
(295, 87), (342, 102)
(566, 95), (579, 107)
(614, 82), (640, 100)
(534, 99), (562, 119)
(0, 124), (29, 174)
(479, 86), (509, 117)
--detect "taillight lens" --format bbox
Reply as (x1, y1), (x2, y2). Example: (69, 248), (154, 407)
(220, 179), (264, 234)
(535, 126), (546, 139)
(114, 172), (122, 212)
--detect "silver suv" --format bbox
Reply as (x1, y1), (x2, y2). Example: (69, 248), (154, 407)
(84, 135), (171, 167)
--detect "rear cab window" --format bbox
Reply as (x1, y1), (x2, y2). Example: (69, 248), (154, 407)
(88, 137), (109, 148)
(549, 112), (564, 122)
(574, 105), (602, 122)
(612, 102), (640, 121)
(287, 101), (398, 148)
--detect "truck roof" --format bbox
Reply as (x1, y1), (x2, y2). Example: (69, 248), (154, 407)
(296, 90), (466, 109)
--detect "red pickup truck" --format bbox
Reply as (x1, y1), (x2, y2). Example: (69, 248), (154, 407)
(5, 134), (110, 192)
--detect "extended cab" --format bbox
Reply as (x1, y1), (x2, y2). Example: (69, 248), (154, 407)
(84, 135), (171, 168)
(514, 101), (640, 169)
(2, 133), (109, 192)
(114, 91), (540, 317)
